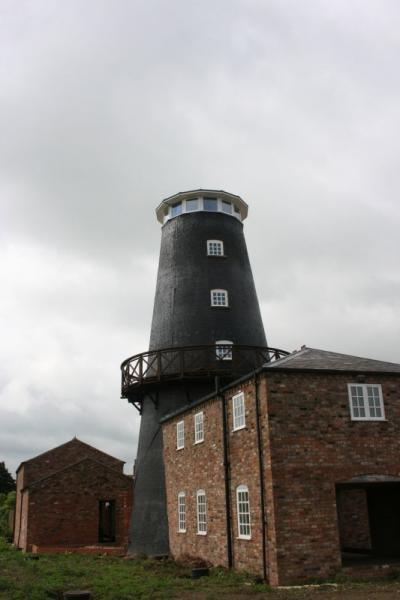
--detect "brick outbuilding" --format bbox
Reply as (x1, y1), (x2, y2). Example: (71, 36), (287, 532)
(13, 437), (132, 553)
(161, 347), (400, 585)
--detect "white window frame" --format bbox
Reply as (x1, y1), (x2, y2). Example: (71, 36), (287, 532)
(347, 384), (385, 421)
(194, 411), (204, 443)
(236, 485), (251, 539)
(215, 340), (233, 361)
(232, 391), (245, 431)
(196, 489), (207, 535)
(176, 420), (184, 450)
(178, 492), (186, 532)
(211, 289), (228, 307)
(164, 196), (242, 222)
(207, 240), (224, 256)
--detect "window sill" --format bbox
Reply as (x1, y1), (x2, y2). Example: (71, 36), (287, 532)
(194, 439), (204, 445)
(210, 305), (230, 309)
(237, 535), (251, 540)
(350, 418), (387, 422)
(178, 530), (186, 534)
(197, 531), (207, 536)
(176, 446), (184, 451)
(232, 425), (246, 433)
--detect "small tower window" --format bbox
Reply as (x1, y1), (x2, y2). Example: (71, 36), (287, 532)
(186, 198), (199, 212)
(222, 200), (232, 214)
(176, 420), (184, 449)
(196, 489), (207, 534)
(203, 197), (218, 211)
(170, 202), (182, 218)
(236, 485), (251, 539)
(232, 391), (245, 430)
(211, 289), (228, 307)
(194, 411), (204, 443)
(178, 492), (186, 532)
(207, 240), (224, 256)
(215, 340), (233, 360)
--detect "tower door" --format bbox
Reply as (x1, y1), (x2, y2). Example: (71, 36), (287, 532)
(98, 500), (116, 543)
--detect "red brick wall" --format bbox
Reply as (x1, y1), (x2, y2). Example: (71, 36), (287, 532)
(26, 459), (132, 550)
(337, 488), (371, 551)
(13, 468), (25, 547)
(19, 491), (29, 551)
(163, 369), (400, 586)
(163, 380), (269, 577)
(224, 379), (265, 576)
(163, 397), (228, 567)
(265, 370), (400, 584)
(21, 439), (123, 487)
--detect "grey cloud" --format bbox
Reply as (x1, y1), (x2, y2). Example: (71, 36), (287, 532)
(1, 0), (400, 473)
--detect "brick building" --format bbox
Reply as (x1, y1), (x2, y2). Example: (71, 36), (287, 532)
(162, 346), (400, 585)
(13, 437), (133, 553)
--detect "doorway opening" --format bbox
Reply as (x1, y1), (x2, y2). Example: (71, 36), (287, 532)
(99, 500), (116, 543)
(337, 479), (400, 565)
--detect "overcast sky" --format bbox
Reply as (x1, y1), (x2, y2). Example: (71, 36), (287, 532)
(1, 0), (400, 475)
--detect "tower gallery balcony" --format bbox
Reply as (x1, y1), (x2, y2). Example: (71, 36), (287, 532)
(121, 344), (289, 403)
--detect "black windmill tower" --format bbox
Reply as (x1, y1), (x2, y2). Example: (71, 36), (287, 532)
(121, 189), (287, 556)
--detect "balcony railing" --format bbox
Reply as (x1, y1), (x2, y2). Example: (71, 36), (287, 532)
(121, 344), (289, 399)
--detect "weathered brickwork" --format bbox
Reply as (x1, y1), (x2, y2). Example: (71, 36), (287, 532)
(265, 371), (400, 584)
(337, 488), (371, 551)
(224, 379), (265, 576)
(19, 438), (124, 488)
(162, 368), (400, 586)
(26, 459), (131, 549)
(13, 439), (132, 552)
(163, 397), (228, 567)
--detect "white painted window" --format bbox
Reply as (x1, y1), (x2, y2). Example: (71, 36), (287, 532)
(170, 201), (182, 218)
(196, 489), (207, 534)
(178, 492), (186, 532)
(186, 198), (199, 212)
(348, 384), (385, 420)
(215, 340), (233, 361)
(207, 240), (224, 256)
(211, 289), (228, 307)
(194, 411), (204, 443)
(222, 200), (232, 214)
(203, 197), (218, 211)
(176, 420), (184, 450)
(236, 485), (251, 539)
(163, 196), (243, 223)
(232, 392), (245, 430)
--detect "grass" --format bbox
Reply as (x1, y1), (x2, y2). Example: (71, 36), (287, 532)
(3, 538), (400, 599)
(0, 538), (266, 600)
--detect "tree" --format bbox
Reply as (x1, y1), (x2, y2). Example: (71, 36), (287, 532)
(0, 491), (16, 540)
(0, 462), (15, 494)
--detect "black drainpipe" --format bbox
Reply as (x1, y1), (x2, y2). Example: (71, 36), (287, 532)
(216, 377), (233, 569)
(255, 373), (267, 581)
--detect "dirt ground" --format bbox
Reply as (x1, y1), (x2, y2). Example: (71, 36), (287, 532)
(177, 581), (400, 599)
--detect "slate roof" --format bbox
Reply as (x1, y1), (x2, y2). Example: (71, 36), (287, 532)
(16, 437), (125, 473)
(23, 457), (132, 491)
(264, 346), (400, 373)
